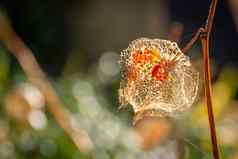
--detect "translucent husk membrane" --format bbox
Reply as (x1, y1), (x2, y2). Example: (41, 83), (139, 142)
(118, 38), (199, 123)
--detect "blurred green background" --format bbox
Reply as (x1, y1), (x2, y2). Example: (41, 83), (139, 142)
(0, 0), (238, 159)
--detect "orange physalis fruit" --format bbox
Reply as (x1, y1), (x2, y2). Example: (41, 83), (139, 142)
(132, 49), (153, 65)
(151, 60), (170, 82)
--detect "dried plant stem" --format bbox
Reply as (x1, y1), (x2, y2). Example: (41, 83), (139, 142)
(182, 0), (218, 53)
(201, 0), (219, 159)
(201, 34), (219, 159)
(0, 15), (93, 154)
(200, 0), (219, 159)
(205, 0), (218, 37)
(182, 28), (204, 54)
(181, 0), (219, 158)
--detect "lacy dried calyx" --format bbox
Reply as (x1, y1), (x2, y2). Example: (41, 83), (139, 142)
(119, 38), (199, 123)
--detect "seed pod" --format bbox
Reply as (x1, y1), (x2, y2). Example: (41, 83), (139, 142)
(118, 38), (199, 124)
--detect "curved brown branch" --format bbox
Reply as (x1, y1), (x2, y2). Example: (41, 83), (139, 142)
(0, 13), (93, 154)
(181, 0), (219, 159)
(201, 1), (219, 159)
(205, 0), (218, 37)
(200, 1), (219, 159)
(200, 34), (219, 159)
(182, 28), (204, 54)
(182, 0), (218, 53)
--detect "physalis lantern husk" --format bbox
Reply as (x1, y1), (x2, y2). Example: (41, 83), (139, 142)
(118, 38), (199, 124)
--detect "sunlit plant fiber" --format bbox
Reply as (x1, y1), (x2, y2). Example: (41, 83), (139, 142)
(119, 38), (199, 123)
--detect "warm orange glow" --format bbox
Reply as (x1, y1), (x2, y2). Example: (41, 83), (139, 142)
(151, 59), (170, 82)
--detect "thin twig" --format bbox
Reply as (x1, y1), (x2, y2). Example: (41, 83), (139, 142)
(0, 13), (93, 154)
(201, 0), (219, 159)
(205, 0), (218, 37)
(180, 0), (219, 158)
(201, 35), (219, 159)
(182, 0), (218, 53)
(182, 28), (204, 54)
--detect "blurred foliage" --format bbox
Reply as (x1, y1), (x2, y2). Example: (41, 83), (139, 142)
(0, 46), (9, 100)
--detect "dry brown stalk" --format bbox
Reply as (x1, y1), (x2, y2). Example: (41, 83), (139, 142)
(201, 1), (219, 158)
(181, 0), (219, 159)
(0, 13), (93, 154)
